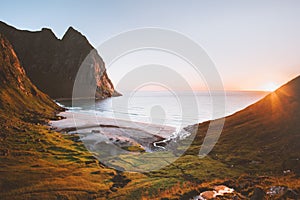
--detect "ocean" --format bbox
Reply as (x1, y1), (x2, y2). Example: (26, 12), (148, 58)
(57, 90), (269, 131)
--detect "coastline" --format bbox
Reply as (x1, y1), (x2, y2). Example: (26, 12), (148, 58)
(50, 111), (176, 152)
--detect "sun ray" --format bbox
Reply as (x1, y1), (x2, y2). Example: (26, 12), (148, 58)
(263, 82), (279, 92)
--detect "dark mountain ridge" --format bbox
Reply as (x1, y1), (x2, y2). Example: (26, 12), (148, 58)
(0, 31), (299, 198)
(0, 21), (118, 99)
(0, 33), (62, 125)
(0, 33), (119, 199)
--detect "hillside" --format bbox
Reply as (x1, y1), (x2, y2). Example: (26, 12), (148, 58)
(0, 34), (121, 199)
(0, 33), (62, 121)
(136, 75), (299, 199)
(0, 21), (118, 99)
(73, 75), (300, 199)
(187, 75), (300, 175)
(0, 31), (299, 199)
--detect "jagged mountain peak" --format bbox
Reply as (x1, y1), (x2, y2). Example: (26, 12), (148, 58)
(64, 26), (78, 35)
(61, 26), (89, 43)
(0, 21), (118, 99)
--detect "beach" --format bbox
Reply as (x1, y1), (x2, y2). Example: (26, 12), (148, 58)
(50, 111), (176, 153)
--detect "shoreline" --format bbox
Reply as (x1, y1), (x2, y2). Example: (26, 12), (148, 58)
(50, 111), (176, 152)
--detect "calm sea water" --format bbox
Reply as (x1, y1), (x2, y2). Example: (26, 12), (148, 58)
(58, 91), (268, 130)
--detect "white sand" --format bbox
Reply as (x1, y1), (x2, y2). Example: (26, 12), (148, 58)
(50, 111), (175, 137)
(50, 111), (176, 152)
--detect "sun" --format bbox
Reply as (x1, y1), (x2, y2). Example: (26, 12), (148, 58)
(262, 82), (279, 92)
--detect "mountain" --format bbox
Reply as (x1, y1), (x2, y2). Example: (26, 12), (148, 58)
(187, 75), (300, 175)
(0, 33), (62, 122)
(0, 33), (121, 199)
(0, 33), (298, 198)
(0, 21), (119, 99)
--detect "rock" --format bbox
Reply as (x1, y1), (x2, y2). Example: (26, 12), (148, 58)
(214, 185), (234, 195)
(250, 187), (265, 200)
(0, 34), (60, 116)
(267, 186), (298, 199)
(110, 187), (117, 192)
(0, 21), (119, 99)
(266, 186), (287, 196)
(199, 191), (217, 200)
(196, 185), (235, 200)
(282, 189), (299, 199)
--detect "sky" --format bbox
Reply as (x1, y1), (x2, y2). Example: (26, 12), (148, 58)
(1, 0), (300, 91)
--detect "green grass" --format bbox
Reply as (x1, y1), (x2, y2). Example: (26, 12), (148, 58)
(0, 41), (299, 200)
(1, 114), (299, 199)
(121, 145), (145, 153)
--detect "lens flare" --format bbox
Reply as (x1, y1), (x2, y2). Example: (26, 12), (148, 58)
(263, 82), (279, 92)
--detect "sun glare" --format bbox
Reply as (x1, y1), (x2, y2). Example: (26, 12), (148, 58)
(263, 82), (279, 92)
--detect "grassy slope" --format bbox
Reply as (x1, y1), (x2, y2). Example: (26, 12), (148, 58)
(0, 29), (235, 199)
(188, 76), (300, 175)
(0, 32), (299, 199)
(110, 76), (300, 199)
(0, 34), (120, 199)
(0, 118), (116, 199)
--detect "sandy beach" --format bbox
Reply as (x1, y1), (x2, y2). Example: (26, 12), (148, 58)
(50, 111), (176, 152)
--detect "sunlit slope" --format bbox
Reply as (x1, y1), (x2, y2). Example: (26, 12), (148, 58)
(0, 34), (119, 199)
(189, 75), (300, 174)
(0, 33), (62, 120)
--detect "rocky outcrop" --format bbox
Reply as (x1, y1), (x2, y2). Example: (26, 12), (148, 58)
(0, 33), (61, 117)
(0, 21), (119, 99)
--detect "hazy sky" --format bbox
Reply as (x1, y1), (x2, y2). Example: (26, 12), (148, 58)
(1, 0), (300, 91)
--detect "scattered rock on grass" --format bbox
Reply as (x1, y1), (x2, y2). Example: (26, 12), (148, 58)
(198, 191), (216, 200)
(250, 187), (265, 200)
(196, 185), (234, 200)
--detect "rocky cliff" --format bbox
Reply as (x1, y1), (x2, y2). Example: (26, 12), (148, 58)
(0, 33), (62, 121)
(0, 33), (118, 200)
(0, 21), (119, 99)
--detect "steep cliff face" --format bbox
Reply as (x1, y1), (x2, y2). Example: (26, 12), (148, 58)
(0, 34), (118, 200)
(0, 34), (61, 120)
(0, 21), (118, 99)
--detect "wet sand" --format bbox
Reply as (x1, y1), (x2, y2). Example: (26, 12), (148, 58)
(50, 111), (176, 152)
